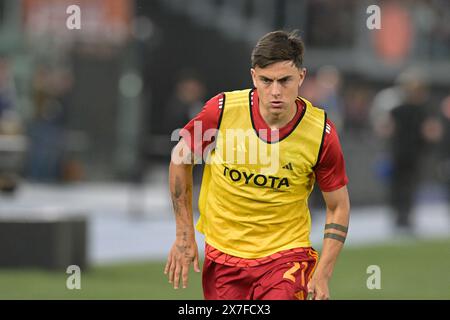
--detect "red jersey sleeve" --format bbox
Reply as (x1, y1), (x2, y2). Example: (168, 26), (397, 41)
(314, 119), (349, 192)
(180, 93), (224, 157)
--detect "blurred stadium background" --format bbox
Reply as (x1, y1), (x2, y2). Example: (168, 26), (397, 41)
(0, 0), (448, 299)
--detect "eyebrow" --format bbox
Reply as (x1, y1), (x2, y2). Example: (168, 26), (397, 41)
(259, 76), (292, 82)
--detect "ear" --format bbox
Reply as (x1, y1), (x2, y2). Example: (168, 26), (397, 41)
(250, 68), (257, 88)
(299, 67), (307, 80)
(298, 67), (307, 88)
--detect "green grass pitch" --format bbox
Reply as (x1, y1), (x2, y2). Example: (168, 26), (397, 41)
(0, 238), (448, 299)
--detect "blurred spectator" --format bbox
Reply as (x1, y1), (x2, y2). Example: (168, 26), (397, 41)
(162, 69), (206, 136)
(315, 66), (344, 130)
(369, 81), (402, 187)
(161, 69), (206, 187)
(370, 84), (404, 139)
(369, 68), (432, 139)
(301, 66), (344, 131)
(25, 65), (73, 182)
(386, 72), (435, 234)
(343, 84), (372, 134)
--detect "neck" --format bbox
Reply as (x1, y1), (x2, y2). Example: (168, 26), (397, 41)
(259, 100), (297, 129)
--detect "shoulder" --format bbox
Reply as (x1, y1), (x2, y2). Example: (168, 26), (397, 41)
(205, 93), (225, 110)
(195, 93), (225, 121)
(315, 118), (349, 191)
(316, 118), (343, 168)
(182, 92), (225, 132)
(322, 118), (340, 148)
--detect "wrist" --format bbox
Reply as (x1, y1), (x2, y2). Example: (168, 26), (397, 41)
(313, 273), (331, 282)
(176, 227), (196, 240)
(312, 266), (333, 281)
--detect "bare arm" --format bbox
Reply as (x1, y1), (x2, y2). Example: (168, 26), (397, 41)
(164, 139), (200, 289)
(308, 185), (350, 300)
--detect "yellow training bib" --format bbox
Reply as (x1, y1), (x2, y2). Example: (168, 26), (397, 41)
(197, 89), (326, 258)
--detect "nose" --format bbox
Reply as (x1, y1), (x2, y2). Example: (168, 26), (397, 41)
(270, 81), (281, 97)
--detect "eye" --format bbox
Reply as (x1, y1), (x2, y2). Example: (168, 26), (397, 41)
(261, 78), (272, 84)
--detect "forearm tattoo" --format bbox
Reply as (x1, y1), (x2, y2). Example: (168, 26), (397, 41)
(324, 223), (348, 243)
(171, 175), (191, 216)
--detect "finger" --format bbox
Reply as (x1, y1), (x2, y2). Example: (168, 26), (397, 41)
(164, 255), (172, 274)
(193, 255), (200, 273)
(173, 263), (181, 289)
(168, 260), (176, 284)
(182, 263), (190, 289)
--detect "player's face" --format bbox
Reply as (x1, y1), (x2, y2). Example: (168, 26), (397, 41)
(251, 61), (306, 117)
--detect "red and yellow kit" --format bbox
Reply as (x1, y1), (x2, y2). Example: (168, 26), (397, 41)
(181, 88), (348, 300)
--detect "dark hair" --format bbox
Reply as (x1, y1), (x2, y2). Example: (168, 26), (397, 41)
(251, 30), (304, 69)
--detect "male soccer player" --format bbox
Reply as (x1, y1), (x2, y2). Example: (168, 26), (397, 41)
(164, 30), (350, 300)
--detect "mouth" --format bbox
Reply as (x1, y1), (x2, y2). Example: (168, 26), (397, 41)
(270, 101), (284, 109)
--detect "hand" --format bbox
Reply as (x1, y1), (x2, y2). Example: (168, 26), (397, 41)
(164, 236), (200, 289)
(307, 276), (330, 300)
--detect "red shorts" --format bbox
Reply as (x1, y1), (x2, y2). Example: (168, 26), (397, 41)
(202, 248), (318, 300)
